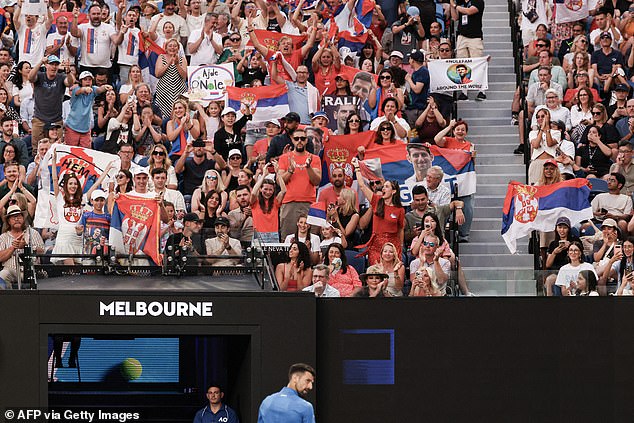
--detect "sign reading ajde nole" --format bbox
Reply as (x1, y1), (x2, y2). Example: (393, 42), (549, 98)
(428, 57), (490, 93)
(99, 300), (213, 317)
(187, 64), (235, 102)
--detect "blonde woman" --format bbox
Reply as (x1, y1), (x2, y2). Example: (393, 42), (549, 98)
(119, 64), (144, 104)
(191, 169), (228, 216)
(409, 267), (442, 297)
(166, 99), (201, 160)
(375, 242), (405, 297)
(147, 144), (178, 190)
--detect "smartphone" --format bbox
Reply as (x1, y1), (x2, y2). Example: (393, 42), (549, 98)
(267, 164), (275, 174)
(424, 223), (431, 229)
(559, 240), (566, 246)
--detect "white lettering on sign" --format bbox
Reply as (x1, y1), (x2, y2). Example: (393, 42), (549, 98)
(99, 301), (213, 317)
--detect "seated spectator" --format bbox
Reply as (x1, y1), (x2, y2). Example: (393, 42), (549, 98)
(422, 166), (451, 207)
(409, 233), (450, 294)
(0, 190), (34, 231)
(166, 99), (202, 160)
(593, 172), (632, 233)
(322, 243), (361, 297)
(531, 90), (571, 132)
(328, 187), (359, 249)
(274, 240), (312, 292)
(562, 37), (592, 77)
(525, 26), (554, 58)
(610, 141), (634, 195)
(615, 99), (634, 145)
(593, 218), (622, 284)
(575, 124), (614, 178)
(414, 96), (447, 145)
(369, 98), (410, 141)
(563, 269), (599, 296)
(543, 217), (582, 296)
(164, 212), (204, 260)
(563, 72), (600, 110)
(103, 101), (135, 154)
(284, 213), (320, 265)
(528, 50), (567, 90)
(205, 216), (242, 267)
(199, 190), (227, 235)
(591, 31), (626, 93)
(151, 168), (186, 216)
(319, 224), (346, 253)
(195, 101), (222, 142)
(568, 87), (594, 134)
(251, 172), (285, 243)
(133, 106), (166, 161)
(147, 144), (177, 190)
(0, 144), (26, 182)
(302, 264), (340, 297)
(374, 242), (405, 297)
(409, 267), (442, 297)
(0, 205), (44, 289)
(580, 103), (619, 152)
(354, 264), (391, 298)
(223, 149), (244, 194)
(26, 137), (50, 187)
(119, 65), (144, 104)
(528, 105), (561, 182)
(192, 169), (228, 218)
(0, 116), (28, 167)
(554, 241), (597, 296)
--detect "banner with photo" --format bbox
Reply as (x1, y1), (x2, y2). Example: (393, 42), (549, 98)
(322, 95), (360, 133)
(428, 57), (489, 93)
(22, 0), (47, 16)
(34, 145), (119, 229)
(187, 64), (235, 102)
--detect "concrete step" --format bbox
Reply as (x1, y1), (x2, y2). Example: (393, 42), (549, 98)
(483, 11), (511, 19)
(460, 98), (513, 109)
(483, 18), (513, 26)
(469, 135), (520, 145)
(468, 125), (518, 136)
(467, 279), (536, 296)
(486, 41), (514, 50)
(459, 108), (512, 118)
(486, 81), (517, 91)
(473, 206), (506, 218)
(477, 163), (525, 173)
(484, 49), (514, 57)
(471, 217), (503, 230)
(460, 116), (513, 126)
(474, 195), (506, 208)
(460, 241), (528, 255)
(462, 266), (534, 280)
(489, 65), (517, 74)
(486, 73), (518, 83)
(477, 173), (525, 184)
(488, 56), (515, 67)
(476, 153), (523, 165)
(477, 143), (521, 154)
(473, 89), (515, 101)
(460, 252), (534, 268)
(468, 228), (507, 243)
(477, 183), (513, 195)
(484, 28), (512, 37)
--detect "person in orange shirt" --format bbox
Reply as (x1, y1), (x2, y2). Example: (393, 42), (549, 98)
(251, 165), (286, 243)
(252, 119), (282, 160)
(277, 128), (322, 239)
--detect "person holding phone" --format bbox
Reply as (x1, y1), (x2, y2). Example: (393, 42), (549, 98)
(543, 216), (581, 296)
(603, 237), (634, 295)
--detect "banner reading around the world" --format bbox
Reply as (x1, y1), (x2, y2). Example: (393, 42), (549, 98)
(428, 57), (489, 93)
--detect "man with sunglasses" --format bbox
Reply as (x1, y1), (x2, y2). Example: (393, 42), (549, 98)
(265, 112), (314, 162)
(409, 233), (450, 294)
(278, 128), (322, 239)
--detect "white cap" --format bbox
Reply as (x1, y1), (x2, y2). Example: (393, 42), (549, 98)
(228, 149), (242, 158)
(79, 70), (94, 80)
(133, 167), (149, 176)
(221, 106), (237, 117)
(91, 189), (107, 200)
(390, 51), (404, 59)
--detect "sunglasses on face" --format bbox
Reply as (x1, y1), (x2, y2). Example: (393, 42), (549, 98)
(230, 155), (242, 160)
(380, 75), (391, 80)
(206, 174), (218, 180)
(8, 199), (17, 205)
(348, 119), (360, 123)
(536, 44), (547, 47)
(592, 111), (602, 115)
(380, 127), (392, 132)
(116, 174), (126, 179)
(369, 180), (381, 186)
(439, 48), (451, 52)
(152, 150), (166, 156)
(423, 241), (437, 247)
(293, 136), (307, 141)
(229, 37), (241, 42)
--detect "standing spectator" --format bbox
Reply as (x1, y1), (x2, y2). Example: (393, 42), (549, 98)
(251, 171), (285, 243)
(374, 242), (405, 297)
(175, 139), (226, 197)
(166, 100), (201, 160)
(404, 50), (430, 126)
(591, 31), (626, 94)
(353, 157), (404, 265)
(46, 15), (79, 64)
(257, 363), (315, 423)
(65, 71), (112, 148)
(271, 64), (319, 125)
(71, 4), (123, 79)
(28, 55), (74, 148)
(311, 42), (341, 96)
(26, 137), (50, 187)
(155, 39), (188, 119)
(14, 0), (53, 66)
(283, 214), (320, 265)
(390, 6), (425, 59)
(150, 0), (189, 47)
(450, 0), (486, 101)
(213, 106), (251, 161)
(188, 13), (223, 66)
(527, 109), (561, 185)
(554, 241), (597, 296)
(116, 7), (142, 83)
(277, 128), (321, 239)
(151, 168), (186, 215)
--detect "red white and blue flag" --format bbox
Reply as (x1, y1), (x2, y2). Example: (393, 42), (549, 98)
(109, 194), (162, 265)
(429, 145), (476, 197)
(363, 141), (413, 185)
(139, 33), (166, 77)
(247, 30), (306, 53)
(226, 84), (290, 123)
(355, 0), (376, 28)
(502, 179), (593, 254)
(307, 202), (328, 227)
(338, 28), (368, 53)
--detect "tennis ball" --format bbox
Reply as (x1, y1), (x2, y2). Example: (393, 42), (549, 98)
(120, 358), (142, 380)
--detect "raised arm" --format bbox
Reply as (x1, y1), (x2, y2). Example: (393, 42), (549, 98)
(351, 157), (373, 200)
(247, 18), (269, 57)
(51, 148), (60, 197)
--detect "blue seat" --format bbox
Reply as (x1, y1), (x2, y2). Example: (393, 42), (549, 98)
(587, 177), (608, 194)
(346, 250), (366, 276)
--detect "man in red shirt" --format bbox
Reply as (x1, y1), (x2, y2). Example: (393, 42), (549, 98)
(278, 128), (322, 239)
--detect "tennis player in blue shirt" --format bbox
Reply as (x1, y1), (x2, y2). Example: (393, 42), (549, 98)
(257, 363), (316, 423)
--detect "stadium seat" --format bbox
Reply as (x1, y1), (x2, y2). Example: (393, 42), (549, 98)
(345, 250), (366, 277)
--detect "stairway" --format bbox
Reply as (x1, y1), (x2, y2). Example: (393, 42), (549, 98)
(456, 0), (536, 295)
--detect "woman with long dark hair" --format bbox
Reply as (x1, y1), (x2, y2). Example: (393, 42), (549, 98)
(275, 241), (312, 291)
(569, 270), (599, 296)
(543, 217), (581, 295)
(343, 112), (363, 135)
(369, 97), (409, 141)
(251, 171), (286, 243)
(10, 61), (33, 109)
(284, 213), (321, 265)
(322, 243), (362, 297)
(334, 75), (353, 96)
(553, 240), (596, 296)
(575, 124), (613, 178)
(51, 150), (83, 265)
(354, 156), (404, 265)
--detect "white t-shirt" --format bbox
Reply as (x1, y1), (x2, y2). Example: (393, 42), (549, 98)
(284, 233), (321, 253)
(46, 31), (80, 63)
(117, 27), (141, 66)
(78, 22), (117, 67)
(555, 262), (596, 288)
(188, 29), (222, 66)
(370, 116), (411, 142)
(18, 22), (48, 66)
(150, 13), (189, 39)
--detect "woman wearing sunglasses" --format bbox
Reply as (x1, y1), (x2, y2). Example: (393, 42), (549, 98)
(147, 145), (177, 190)
(562, 36), (591, 74)
(369, 98), (410, 141)
(343, 113), (363, 135)
(0, 145), (25, 182)
(192, 169), (227, 217)
(366, 69), (405, 121)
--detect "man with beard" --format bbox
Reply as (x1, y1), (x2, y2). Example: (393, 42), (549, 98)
(0, 117), (28, 166)
(175, 139), (226, 197)
(46, 15), (79, 64)
(258, 363), (316, 423)
(71, 4), (123, 78)
(266, 112), (314, 162)
(318, 167), (356, 207)
(278, 128), (322, 239)
(333, 102), (357, 134)
(228, 185), (254, 246)
(0, 205), (44, 289)
(0, 162), (35, 198)
(205, 217), (242, 266)
(271, 64), (319, 125)
(164, 212), (204, 260)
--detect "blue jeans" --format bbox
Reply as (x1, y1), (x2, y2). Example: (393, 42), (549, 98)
(457, 194), (473, 241)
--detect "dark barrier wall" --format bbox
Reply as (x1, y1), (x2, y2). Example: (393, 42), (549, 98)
(316, 298), (634, 423)
(0, 292), (316, 423)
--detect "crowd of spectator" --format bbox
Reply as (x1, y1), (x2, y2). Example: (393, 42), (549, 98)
(518, 0), (634, 295)
(0, 0), (483, 297)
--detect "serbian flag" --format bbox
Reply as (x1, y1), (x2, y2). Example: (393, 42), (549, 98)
(226, 84), (290, 123)
(138, 32), (166, 77)
(53, 11), (88, 27)
(502, 179), (593, 254)
(247, 30), (306, 52)
(320, 131), (375, 187)
(109, 194), (162, 265)
(321, 20), (339, 48)
(355, 0), (376, 28)
(307, 202), (328, 227)
(429, 145), (476, 197)
(338, 29), (368, 53)
(169, 121), (189, 158)
(336, 65), (378, 84)
(363, 141), (413, 185)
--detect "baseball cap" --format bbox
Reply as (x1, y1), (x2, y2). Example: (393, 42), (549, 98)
(6, 204), (22, 217)
(311, 111), (329, 122)
(183, 212), (200, 223)
(602, 218), (618, 228)
(409, 50), (425, 63)
(133, 167), (149, 176)
(192, 139), (206, 147)
(615, 83), (630, 92)
(91, 189), (107, 201)
(221, 106), (237, 117)
(555, 216), (571, 228)
(543, 159), (558, 167)
(79, 71), (94, 80)
(47, 55), (61, 64)
(600, 31), (612, 39)
(406, 6), (420, 17)
(215, 216), (230, 227)
(45, 122), (62, 130)
(228, 148), (242, 158)
(390, 51), (404, 59)
(265, 119), (282, 127)
(283, 112), (301, 122)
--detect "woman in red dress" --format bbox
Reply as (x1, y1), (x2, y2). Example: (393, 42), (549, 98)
(352, 157), (405, 265)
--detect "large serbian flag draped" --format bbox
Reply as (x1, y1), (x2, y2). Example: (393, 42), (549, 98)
(246, 30), (306, 51)
(226, 84), (290, 122)
(109, 194), (162, 265)
(429, 145), (476, 196)
(138, 32), (166, 77)
(501, 179), (592, 254)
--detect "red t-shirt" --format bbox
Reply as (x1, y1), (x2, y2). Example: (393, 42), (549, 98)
(371, 193), (404, 235)
(314, 64), (338, 96)
(267, 48), (304, 82)
(253, 137), (271, 159)
(252, 197), (281, 233)
(317, 186), (359, 209)
(443, 136), (473, 152)
(278, 152), (321, 203)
